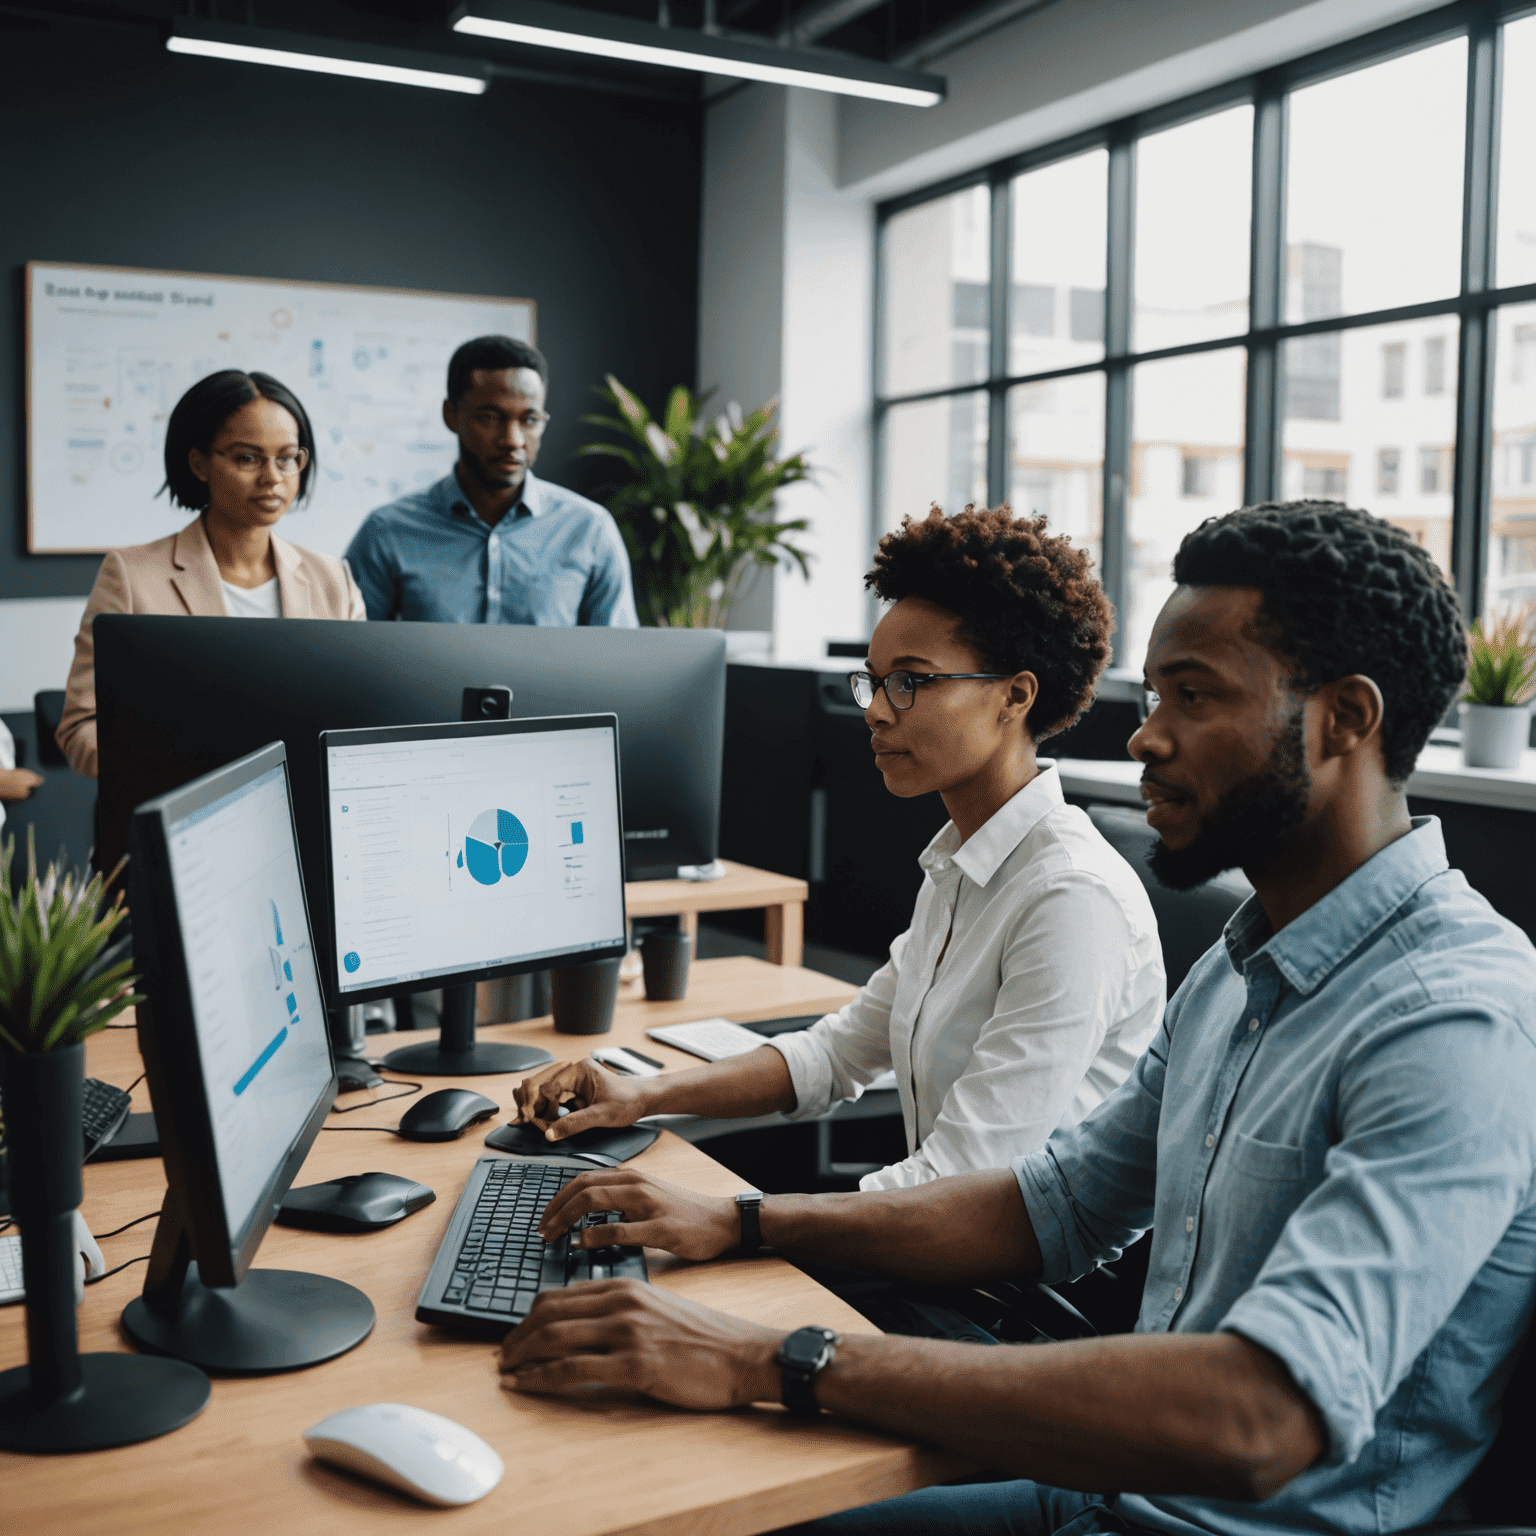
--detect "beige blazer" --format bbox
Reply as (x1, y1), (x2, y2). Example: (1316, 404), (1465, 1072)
(57, 517), (366, 779)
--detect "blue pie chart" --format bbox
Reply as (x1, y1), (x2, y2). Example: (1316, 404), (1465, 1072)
(461, 808), (529, 886)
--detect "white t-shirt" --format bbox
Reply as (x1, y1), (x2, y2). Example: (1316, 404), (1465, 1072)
(221, 578), (282, 619)
(0, 719), (13, 831)
(769, 762), (1167, 1190)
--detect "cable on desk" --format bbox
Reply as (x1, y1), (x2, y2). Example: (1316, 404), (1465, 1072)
(321, 1076), (424, 1128)
(102, 1022), (137, 1029)
(86, 1253), (151, 1284)
(94, 1209), (160, 1239)
(123, 1072), (145, 1097)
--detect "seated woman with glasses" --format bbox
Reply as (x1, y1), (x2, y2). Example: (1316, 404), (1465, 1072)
(57, 369), (364, 778)
(515, 503), (1165, 1191)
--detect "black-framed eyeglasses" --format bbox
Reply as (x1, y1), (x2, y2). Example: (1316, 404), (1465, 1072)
(849, 669), (1012, 711)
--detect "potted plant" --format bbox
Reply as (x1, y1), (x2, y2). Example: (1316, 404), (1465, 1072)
(0, 830), (209, 1451)
(577, 376), (815, 629)
(1462, 605), (1536, 770)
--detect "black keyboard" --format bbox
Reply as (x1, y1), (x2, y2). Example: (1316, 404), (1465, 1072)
(415, 1156), (648, 1333)
(82, 1077), (132, 1160)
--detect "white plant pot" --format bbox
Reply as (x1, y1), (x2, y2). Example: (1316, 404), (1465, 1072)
(1461, 702), (1531, 770)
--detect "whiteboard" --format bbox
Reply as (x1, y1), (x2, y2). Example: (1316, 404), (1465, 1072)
(26, 262), (535, 556)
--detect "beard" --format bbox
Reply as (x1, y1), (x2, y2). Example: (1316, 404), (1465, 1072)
(1148, 706), (1312, 891)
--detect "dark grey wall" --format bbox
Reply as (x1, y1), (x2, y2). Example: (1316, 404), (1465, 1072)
(0, 13), (701, 600)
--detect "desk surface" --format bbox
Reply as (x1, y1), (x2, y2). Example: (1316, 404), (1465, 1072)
(625, 862), (808, 919)
(1, 960), (958, 1535)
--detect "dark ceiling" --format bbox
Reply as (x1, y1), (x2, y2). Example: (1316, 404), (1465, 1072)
(0, 0), (1064, 96)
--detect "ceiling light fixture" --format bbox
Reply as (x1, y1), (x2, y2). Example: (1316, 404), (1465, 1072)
(166, 19), (490, 96)
(451, 0), (945, 107)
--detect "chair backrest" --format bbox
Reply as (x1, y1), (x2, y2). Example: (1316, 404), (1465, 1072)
(1086, 804), (1252, 996)
(32, 690), (67, 769)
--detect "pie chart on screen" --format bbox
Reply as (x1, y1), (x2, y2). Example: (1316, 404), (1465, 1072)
(459, 808), (530, 886)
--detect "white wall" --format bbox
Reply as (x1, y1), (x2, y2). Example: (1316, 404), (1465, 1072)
(0, 597), (86, 715)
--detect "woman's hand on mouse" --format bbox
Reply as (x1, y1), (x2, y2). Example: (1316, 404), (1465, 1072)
(538, 1167), (740, 1261)
(513, 1059), (653, 1140)
(497, 1279), (782, 1410)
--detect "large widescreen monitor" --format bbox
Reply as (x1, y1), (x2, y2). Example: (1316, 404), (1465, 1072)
(321, 715), (627, 1073)
(122, 741), (374, 1372)
(95, 616), (725, 976)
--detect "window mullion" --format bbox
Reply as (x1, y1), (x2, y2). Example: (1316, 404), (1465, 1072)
(1245, 80), (1286, 504)
(988, 175), (1012, 507)
(1452, 7), (1501, 621)
(1102, 133), (1134, 665)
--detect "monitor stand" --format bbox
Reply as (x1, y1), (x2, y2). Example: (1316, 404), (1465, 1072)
(382, 982), (554, 1076)
(122, 1197), (375, 1374)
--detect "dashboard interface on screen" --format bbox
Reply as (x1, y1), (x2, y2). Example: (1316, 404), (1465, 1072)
(165, 763), (332, 1238)
(326, 724), (626, 995)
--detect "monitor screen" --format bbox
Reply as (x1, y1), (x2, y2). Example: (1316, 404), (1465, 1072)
(162, 760), (333, 1240)
(325, 719), (627, 997)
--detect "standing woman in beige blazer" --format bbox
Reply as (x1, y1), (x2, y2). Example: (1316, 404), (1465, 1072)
(58, 369), (365, 778)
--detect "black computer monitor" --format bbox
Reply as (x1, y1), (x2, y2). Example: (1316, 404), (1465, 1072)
(321, 714), (628, 1074)
(121, 741), (375, 1372)
(95, 616), (726, 891)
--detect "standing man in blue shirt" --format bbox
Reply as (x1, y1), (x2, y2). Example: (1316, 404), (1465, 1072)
(494, 502), (1536, 1535)
(345, 335), (637, 626)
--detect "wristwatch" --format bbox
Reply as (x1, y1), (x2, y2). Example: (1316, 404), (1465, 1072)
(735, 1189), (764, 1253)
(778, 1325), (839, 1417)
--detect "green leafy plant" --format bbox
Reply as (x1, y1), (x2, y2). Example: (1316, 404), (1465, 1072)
(0, 830), (141, 1054)
(1465, 604), (1536, 707)
(577, 376), (815, 628)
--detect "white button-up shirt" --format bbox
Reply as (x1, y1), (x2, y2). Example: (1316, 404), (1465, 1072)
(769, 762), (1166, 1190)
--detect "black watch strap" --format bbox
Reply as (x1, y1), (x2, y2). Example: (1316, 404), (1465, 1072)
(735, 1190), (764, 1253)
(778, 1326), (838, 1417)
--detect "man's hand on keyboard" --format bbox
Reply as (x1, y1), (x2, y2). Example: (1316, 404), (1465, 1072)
(513, 1058), (652, 1139)
(539, 1168), (738, 1262)
(497, 1279), (781, 1410)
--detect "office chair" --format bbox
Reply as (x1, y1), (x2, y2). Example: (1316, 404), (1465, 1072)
(32, 690), (69, 769)
(1086, 804), (1252, 994)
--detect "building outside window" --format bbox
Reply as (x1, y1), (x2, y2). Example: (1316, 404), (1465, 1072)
(1424, 336), (1447, 395)
(874, 7), (1535, 661)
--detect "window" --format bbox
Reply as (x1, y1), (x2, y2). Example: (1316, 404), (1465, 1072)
(875, 10), (1534, 662)
(1010, 150), (1107, 376)
(1497, 14), (1536, 287)
(1424, 337), (1447, 395)
(1303, 465), (1348, 498)
(1134, 104), (1253, 348)
(1487, 302), (1536, 614)
(1383, 343), (1407, 399)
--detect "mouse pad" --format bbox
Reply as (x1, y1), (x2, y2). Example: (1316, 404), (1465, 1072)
(483, 1122), (661, 1165)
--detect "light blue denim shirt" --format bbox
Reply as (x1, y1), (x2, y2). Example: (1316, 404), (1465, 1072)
(344, 468), (638, 626)
(1014, 818), (1536, 1535)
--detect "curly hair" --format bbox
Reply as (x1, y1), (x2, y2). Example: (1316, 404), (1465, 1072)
(1172, 500), (1467, 785)
(865, 504), (1113, 741)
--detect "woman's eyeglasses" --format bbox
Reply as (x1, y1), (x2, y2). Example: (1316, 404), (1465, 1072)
(214, 447), (309, 477)
(849, 669), (1011, 711)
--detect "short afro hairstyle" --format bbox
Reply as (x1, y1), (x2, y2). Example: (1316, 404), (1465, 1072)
(1173, 500), (1468, 785)
(866, 504), (1113, 742)
(447, 334), (548, 401)
(161, 370), (315, 512)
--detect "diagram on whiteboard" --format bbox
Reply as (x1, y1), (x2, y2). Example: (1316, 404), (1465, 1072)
(27, 262), (534, 555)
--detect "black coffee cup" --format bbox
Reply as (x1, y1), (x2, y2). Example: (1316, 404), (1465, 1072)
(550, 957), (623, 1035)
(640, 930), (692, 1002)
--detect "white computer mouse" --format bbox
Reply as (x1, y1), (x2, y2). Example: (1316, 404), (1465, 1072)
(303, 1402), (505, 1506)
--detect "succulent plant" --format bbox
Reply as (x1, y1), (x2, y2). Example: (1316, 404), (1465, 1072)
(1465, 604), (1536, 708)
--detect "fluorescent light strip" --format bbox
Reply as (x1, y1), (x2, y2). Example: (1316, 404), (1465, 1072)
(453, 15), (941, 106)
(166, 35), (488, 95)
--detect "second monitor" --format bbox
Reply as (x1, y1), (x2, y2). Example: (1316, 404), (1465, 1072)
(321, 715), (629, 1074)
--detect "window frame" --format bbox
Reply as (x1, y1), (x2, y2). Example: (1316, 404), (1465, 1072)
(871, 0), (1536, 660)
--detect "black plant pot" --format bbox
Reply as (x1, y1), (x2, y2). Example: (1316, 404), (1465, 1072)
(0, 1043), (210, 1451)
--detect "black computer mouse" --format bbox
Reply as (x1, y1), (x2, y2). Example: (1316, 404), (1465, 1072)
(276, 1172), (435, 1232)
(396, 1089), (500, 1142)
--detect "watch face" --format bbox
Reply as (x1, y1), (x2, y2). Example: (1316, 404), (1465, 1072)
(780, 1327), (833, 1369)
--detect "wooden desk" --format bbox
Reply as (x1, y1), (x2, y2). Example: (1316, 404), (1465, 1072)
(2, 964), (957, 1535)
(625, 862), (809, 967)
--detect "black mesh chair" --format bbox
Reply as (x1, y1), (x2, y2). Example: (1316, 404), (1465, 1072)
(1086, 804), (1252, 994)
